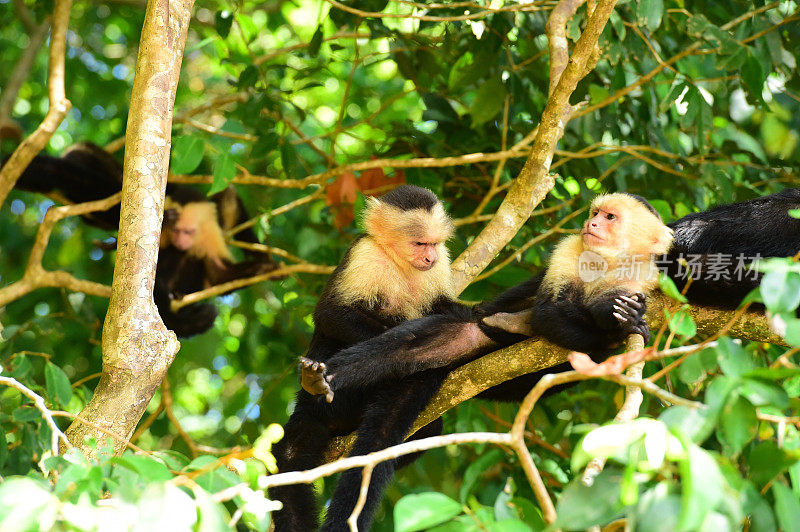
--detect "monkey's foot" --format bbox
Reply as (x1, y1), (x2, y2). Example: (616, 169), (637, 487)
(481, 309), (535, 336)
(612, 293), (650, 342)
(299, 357), (334, 403)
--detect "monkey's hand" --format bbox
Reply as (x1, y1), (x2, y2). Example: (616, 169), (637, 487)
(612, 293), (650, 343)
(299, 357), (334, 403)
(481, 309), (536, 336)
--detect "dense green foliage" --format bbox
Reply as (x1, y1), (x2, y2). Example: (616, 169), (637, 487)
(1, 0), (799, 529)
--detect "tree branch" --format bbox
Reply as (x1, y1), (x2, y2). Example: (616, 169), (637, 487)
(65, 0), (195, 456)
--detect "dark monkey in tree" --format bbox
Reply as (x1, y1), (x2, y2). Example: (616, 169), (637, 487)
(278, 191), (662, 531)
(5, 143), (277, 337)
(271, 184), (467, 532)
(665, 188), (800, 308)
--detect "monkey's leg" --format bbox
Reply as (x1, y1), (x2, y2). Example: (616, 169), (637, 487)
(271, 397), (333, 532)
(321, 370), (447, 532)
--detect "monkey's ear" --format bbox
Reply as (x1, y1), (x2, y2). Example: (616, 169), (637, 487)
(648, 226), (673, 255)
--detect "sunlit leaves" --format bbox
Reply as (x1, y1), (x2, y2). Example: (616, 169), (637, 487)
(394, 493), (463, 532)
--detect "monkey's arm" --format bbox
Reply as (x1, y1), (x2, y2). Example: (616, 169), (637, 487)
(519, 289), (649, 355)
(319, 312), (498, 393)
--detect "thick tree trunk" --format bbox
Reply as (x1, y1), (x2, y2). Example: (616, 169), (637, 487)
(65, 0), (195, 455)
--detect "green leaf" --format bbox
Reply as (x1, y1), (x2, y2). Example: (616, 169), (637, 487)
(716, 337), (755, 378)
(12, 407), (42, 423)
(470, 76), (506, 128)
(660, 406), (715, 443)
(747, 441), (800, 487)
(668, 309), (696, 337)
(111, 454), (174, 482)
(45, 362), (72, 406)
(460, 449), (504, 502)
(739, 378), (789, 408)
(679, 445), (724, 530)
(308, 26), (323, 57)
(209, 153), (236, 196)
(0, 478), (57, 529)
(760, 270), (800, 313)
(659, 274), (687, 303)
(280, 141), (303, 179)
(194, 487), (230, 532)
(718, 395), (757, 455)
(394, 492), (463, 532)
(0, 429), (7, 469)
(772, 483), (800, 532)
(638, 0), (663, 31)
(552, 469), (625, 529)
(742, 52), (766, 104)
(215, 11), (233, 38)
(171, 136), (205, 174)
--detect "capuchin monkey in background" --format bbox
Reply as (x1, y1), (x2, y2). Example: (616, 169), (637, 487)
(275, 190), (658, 531)
(5, 143), (278, 337)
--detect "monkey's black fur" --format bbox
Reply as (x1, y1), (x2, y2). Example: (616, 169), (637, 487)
(5, 144), (275, 337)
(666, 188), (800, 308)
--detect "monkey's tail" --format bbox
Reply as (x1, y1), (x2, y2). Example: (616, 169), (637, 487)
(5, 145), (123, 230)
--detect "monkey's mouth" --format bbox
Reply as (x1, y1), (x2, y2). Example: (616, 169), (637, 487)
(414, 263), (436, 271)
(582, 230), (604, 242)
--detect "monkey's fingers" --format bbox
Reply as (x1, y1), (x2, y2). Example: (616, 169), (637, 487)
(612, 302), (637, 323)
(617, 295), (644, 310)
(300, 358), (334, 399)
(481, 309), (535, 336)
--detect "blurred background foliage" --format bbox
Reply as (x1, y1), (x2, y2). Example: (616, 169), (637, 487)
(1, 0), (799, 529)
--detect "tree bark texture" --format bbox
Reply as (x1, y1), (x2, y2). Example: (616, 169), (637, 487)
(65, 0), (195, 455)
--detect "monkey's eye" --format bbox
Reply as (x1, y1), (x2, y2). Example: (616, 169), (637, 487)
(606, 213), (616, 220)
(414, 242), (424, 246)
(591, 210), (598, 216)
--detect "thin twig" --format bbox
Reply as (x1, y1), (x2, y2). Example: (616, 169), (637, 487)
(348, 464), (374, 531)
(0, 375), (71, 456)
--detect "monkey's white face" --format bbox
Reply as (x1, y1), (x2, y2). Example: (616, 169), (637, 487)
(171, 223), (197, 251)
(406, 241), (440, 271)
(582, 207), (621, 249)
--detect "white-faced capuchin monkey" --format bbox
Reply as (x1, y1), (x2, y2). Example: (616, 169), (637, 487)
(271, 184), (475, 532)
(6, 143), (277, 337)
(277, 190), (663, 531)
(302, 192), (672, 400)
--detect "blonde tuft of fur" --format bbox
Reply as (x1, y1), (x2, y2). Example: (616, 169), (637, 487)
(336, 237), (455, 319)
(179, 202), (233, 263)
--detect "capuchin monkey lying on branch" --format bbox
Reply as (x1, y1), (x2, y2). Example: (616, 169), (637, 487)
(6, 143), (278, 337)
(275, 189), (662, 531)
